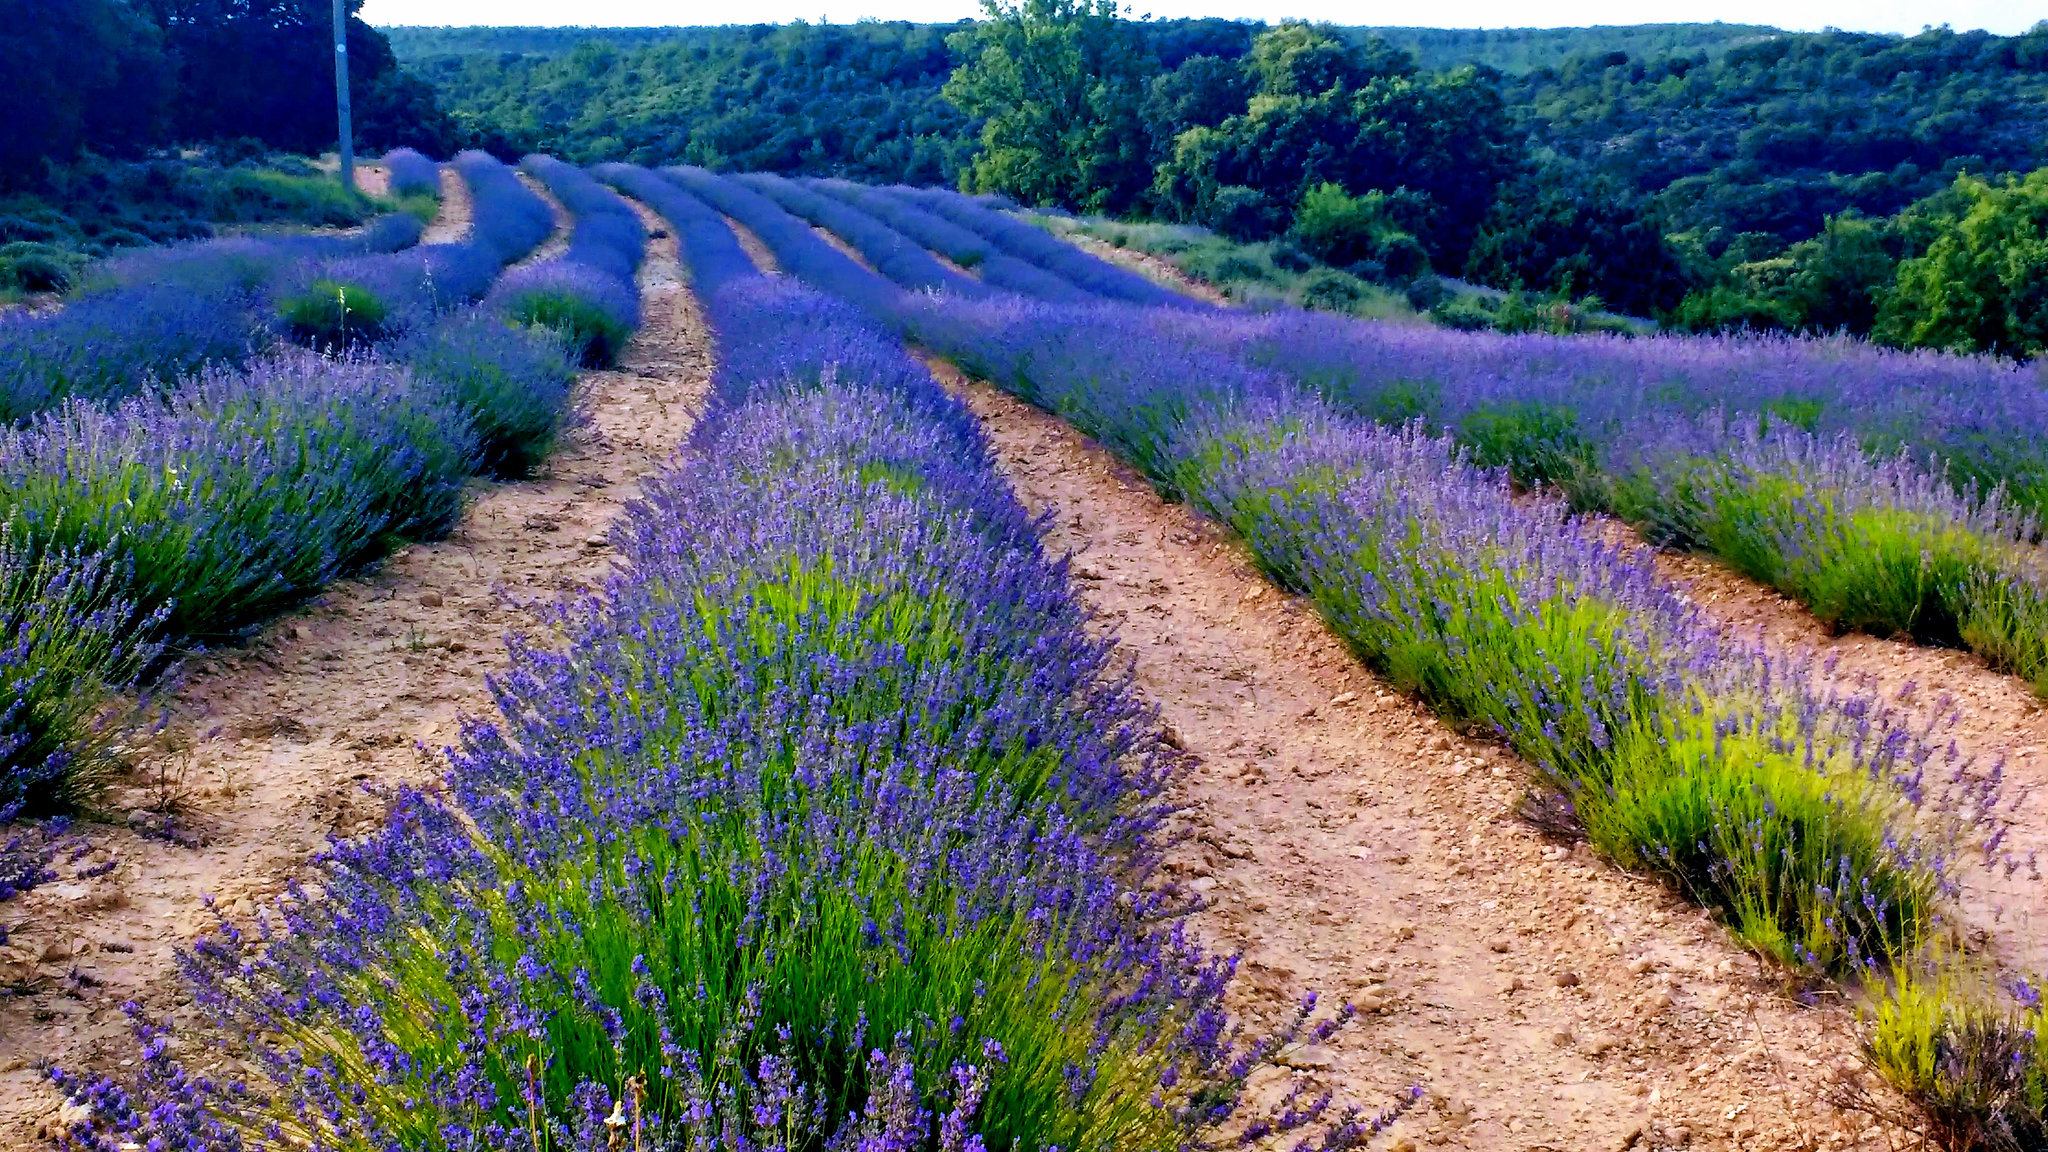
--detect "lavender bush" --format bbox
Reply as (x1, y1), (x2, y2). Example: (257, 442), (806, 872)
(0, 537), (165, 807)
(881, 287), (1995, 975)
(381, 148), (441, 200)
(1188, 308), (2048, 514)
(522, 155), (647, 284)
(0, 353), (475, 649)
(594, 165), (757, 294)
(477, 157), (645, 369)
(0, 217), (426, 423)
(887, 186), (1199, 310)
(664, 165), (903, 318)
(735, 173), (987, 298)
(391, 311), (577, 477)
(1604, 418), (2048, 696)
(1862, 959), (2048, 1151)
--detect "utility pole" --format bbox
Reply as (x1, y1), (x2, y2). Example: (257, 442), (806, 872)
(332, 0), (355, 193)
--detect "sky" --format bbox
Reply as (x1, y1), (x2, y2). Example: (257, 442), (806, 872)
(358, 0), (2043, 36)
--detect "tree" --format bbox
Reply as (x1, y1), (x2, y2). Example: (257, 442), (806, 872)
(0, 0), (171, 183)
(1289, 182), (1430, 278)
(943, 0), (1156, 214)
(139, 0), (453, 154)
(1153, 24), (1516, 266)
(1877, 169), (2048, 358)
(1139, 55), (1250, 163)
(1464, 164), (1687, 315)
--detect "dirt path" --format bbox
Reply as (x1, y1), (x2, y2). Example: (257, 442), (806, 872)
(727, 217), (783, 274)
(1638, 532), (2048, 977)
(0, 208), (712, 1143)
(939, 364), (1901, 1152)
(421, 163), (472, 245)
(353, 161), (390, 200)
(518, 173), (574, 262)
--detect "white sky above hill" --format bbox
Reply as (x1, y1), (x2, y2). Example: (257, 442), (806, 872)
(359, 0), (2042, 37)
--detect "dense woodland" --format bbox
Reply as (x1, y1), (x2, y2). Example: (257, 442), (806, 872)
(10, 4), (2048, 355)
(386, 11), (2048, 354)
(0, 0), (452, 279)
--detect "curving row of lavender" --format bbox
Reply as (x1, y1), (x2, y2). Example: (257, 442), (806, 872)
(803, 177), (1083, 302)
(687, 166), (2011, 983)
(52, 163), (1410, 1152)
(0, 155), (645, 810)
(276, 151), (556, 348)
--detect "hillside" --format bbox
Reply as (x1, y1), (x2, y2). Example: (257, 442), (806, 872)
(383, 20), (1786, 75)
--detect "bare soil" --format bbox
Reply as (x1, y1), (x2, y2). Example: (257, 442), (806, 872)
(0, 206), (712, 1143)
(352, 161), (390, 200)
(421, 164), (472, 244)
(518, 173), (574, 262)
(938, 362), (1905, 1152)
(728, 218), (783, 274)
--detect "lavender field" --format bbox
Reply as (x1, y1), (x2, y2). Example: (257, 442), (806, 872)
(5, 151), (2047, 1152)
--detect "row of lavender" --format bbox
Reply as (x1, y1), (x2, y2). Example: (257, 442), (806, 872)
(684, 167), (2048, 1142)
(54, 163), (1403, 1152)
(1195, 308), (2048, 699)
(772, 178), (2048, 703)
(0, 154), (636, 809)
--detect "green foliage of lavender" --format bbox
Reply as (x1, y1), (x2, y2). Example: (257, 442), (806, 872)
(0, 539), (164, 808)
(393, 312), (576, 476)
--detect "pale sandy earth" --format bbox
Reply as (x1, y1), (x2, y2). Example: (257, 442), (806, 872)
(421, 162), (471, 244)
(517, 171), (574, 262)
(0, 202), (712, 1144)
(728, 217), (782, 274)
(935, 360), (1902, 1152)
(352, 160), (391, 200)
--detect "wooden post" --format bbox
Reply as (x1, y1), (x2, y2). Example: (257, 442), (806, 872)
(333, 0), (355, 193)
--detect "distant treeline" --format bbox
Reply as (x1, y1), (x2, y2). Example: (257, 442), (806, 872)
(382, 21), (1783, 75)
(4, 0), (457, 187)
(386, 14), (2048, 348)
(382, 19), (1785, 185)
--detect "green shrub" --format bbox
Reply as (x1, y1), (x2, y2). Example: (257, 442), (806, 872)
(1590, 719), (1931, 970)
(277, 280), (393, 351)
(0, 242), (86, 292)
(504, 290), (632, 368)
(0, 532), (164, 808)
(1290, 183), (1432, 279)
(1864, 961), (2048, 1150)
(1957, 570), (2048, 696)
(1293, 267), (1366, 313)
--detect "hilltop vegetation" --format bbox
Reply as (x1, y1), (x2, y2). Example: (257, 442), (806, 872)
(381, 12), (2048, 357)
(2, 0), (455, 283)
